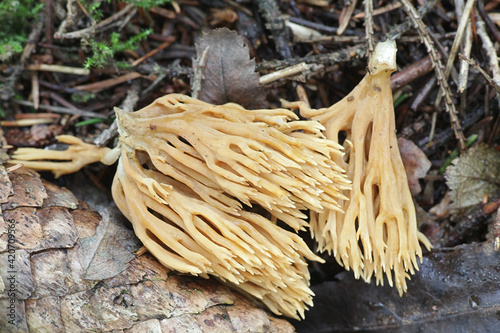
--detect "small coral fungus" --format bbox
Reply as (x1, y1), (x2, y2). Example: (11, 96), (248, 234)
(285, 40), (432, 295)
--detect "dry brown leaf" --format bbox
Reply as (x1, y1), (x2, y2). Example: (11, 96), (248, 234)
(398, 137), (432, 195)
(445, 144), (500, 220)
(5, 124), (63, 148)
(194, 28), (266, 109)
(0, 168), (295, 332)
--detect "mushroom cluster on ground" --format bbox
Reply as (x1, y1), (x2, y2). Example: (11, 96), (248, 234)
(9, 41), (432, 318)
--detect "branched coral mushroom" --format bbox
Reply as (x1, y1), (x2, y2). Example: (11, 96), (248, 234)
(285, 41), (432, 295)
(7, 41), (433, 318)
(114, 94), (349, 231)
(112, 94), (350, 319)
(9, 135), (118, 178)
(9, 94), (350, 319)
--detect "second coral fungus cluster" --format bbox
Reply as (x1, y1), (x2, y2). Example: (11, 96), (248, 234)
(285, 41), (432, 295)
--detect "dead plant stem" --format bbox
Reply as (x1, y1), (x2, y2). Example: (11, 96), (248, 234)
(399, 0), (466, 150)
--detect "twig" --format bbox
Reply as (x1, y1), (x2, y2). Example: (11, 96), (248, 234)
(191, 47), (210, 99)
(54, 4), (136, 39)
(31, 72), (39, 110)
(458, 54), (500, 95)
(390, 56), (433, 90)
(1, 118), (56, 127)
(118, 6), (138, 31)
(399, 0), (466, 150)
(420, 105), (484, 155)
(258, 1), (436, 72)
(94, 81), (142, 147)
(256, 44), (367, 71)
(458, 21), (473, 93)
(223, 0), (253, 16)
(260, 63), (315, 85)
(24, 64), (90, 76)
(444, 0), (475, 79)
(477, 0), (500, 42)
(411, 76), (437, 111)
(256, 0), (293, 59)
(14, 100), (108, 119)
(475, 16), (500, 90)
(338, 0), (359, 36)
(388, 0), (440, 40)
(288, 16), (363, 36)
(131, 36), (176, 67)
(354, 2), (402, 19)
(364, 0), (375, 54)
(50, 92), (81, 112)
(435, 0), (475, 106)
(73, 72), (145, 92)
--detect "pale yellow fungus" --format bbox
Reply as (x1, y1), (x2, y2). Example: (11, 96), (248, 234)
(285, 40), (432, 295)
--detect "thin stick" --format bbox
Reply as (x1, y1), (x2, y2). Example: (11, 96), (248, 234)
(25, 64), (90, 76)
(131, 36), (175, 67)
(94, 81), (142, 147)
(1, 118), (56, 127)
(458, 54), (500, 95)
(355, 2), (402, 19)
(435, 0), (475, 105)
(14, 100), (108, 119)
(338, 0), (359, 36)
(364, 0), (375, 54)
(73, 72), (144, 92)
(31, 72), (39, 110)
(54, 4), (136, 39)
(475, 16), (500, 89)
(191, 47), (210, 99)
(458, 21), (473, 93)
(260, 63), (314, 85)
(388, 0), (440, 40)
(399, 0), (466, 150)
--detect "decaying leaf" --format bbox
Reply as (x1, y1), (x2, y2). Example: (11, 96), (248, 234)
(0, 168), (295, 332)
(445, 144), (500, 220)
(398, 137), (431, 195)
(194, 28), (266, 109)
(293, 240), (500, 333)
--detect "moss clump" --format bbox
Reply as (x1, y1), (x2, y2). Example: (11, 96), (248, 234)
(0, 0), (44, 61)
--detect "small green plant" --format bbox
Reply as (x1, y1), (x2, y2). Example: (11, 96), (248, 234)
(71, 92), (96, 104)
(0, 0), (44, 61)
(123, 0), (171, 8)
(84, 29), (152, 68)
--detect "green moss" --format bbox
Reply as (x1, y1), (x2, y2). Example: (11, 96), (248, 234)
(84, 29), (152, 68)
(0, 0), (44, 61)
(123, 0), (171, 8)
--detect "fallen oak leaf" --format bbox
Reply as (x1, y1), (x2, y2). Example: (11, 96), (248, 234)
(194, 28), (266, 109)
(398, 137), (431, 195)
